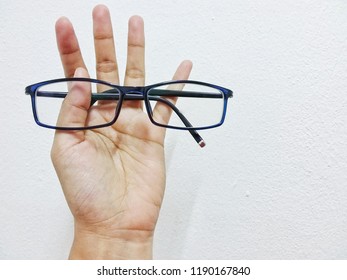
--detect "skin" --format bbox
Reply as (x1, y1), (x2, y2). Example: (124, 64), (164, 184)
(51, 4), (192, 259)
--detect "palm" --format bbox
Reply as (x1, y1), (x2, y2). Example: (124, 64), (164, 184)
(56, 108), (166, 233)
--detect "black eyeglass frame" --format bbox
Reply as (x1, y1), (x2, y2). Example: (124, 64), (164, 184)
(25, 78), (233, 147)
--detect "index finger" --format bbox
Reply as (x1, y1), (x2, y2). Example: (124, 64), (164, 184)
(55, 17), (87, 78)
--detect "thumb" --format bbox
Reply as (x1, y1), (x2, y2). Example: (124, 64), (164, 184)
(56, 67), (91, 129)
(53, 67), (90, 148)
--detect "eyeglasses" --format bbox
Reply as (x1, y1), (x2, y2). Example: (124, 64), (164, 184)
(25, 78), (233, 147)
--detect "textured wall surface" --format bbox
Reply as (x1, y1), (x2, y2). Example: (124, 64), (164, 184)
(0, 0), (346, 259)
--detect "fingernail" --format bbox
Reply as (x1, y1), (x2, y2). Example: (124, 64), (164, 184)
(74, 67), (84, 77)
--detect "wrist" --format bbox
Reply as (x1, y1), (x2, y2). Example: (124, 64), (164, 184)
(69, 223), (154, 259)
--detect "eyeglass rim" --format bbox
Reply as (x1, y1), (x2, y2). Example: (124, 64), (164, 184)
(25, 78), (233, 131)
(26, 78), (233, 95)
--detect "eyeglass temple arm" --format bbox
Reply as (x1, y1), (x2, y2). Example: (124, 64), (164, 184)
(97, 93), (206, 147)
(149, 89), (226, 98)
(94, 88), (226, 148)
(35, 89), (225, 99)
(35, 91), (206, 147)
(146, 96), (206, 147)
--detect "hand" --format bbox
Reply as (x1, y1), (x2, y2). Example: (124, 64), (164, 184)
(51, 4), (192, 259)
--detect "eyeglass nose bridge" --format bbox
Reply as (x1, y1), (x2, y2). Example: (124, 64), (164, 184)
(119, 86), (146, 102)
(121, 86), (145, 95)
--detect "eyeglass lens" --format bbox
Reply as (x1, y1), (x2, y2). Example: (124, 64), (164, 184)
(34, 80), (225, 129)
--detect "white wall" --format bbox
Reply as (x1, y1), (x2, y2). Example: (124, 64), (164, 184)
(1, 0), (346, 259)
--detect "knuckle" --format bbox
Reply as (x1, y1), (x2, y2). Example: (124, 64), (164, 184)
(96, 60), (118, 74)
(125, 67), (145, 80)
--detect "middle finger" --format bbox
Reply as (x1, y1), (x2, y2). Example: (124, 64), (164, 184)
(93, 5), (119, 86)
